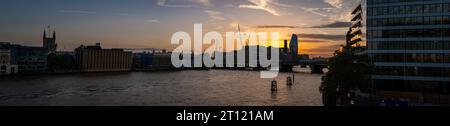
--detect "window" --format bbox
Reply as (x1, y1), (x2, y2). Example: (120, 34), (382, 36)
(436, 16), (443, 25)
(424, 16), (431, 25)
(400, 6), (406, 14)
(405, 17), (412, 25)
(443, 41), (450, 50)
(416, 5), (423, 14)
(416, 17), (423, 25)
(444, 16), (450, 24)
(406, 5), (413, 14)
(444, 4), (450, 12)
(378, 7), (384, 16)
(444, 29), (450, 37)
(368, 7), (373, 16)
(383, 7), (389, 15)
(430, 16), (437, 25)
(444, 54), (450, 63)
(389, 18), (395, 26)
(436, 4), (443, 13)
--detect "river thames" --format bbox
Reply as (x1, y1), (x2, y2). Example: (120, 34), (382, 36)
(0, 68), (323, 106)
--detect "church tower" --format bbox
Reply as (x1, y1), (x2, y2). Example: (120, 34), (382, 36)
(43, 26), (57, 52)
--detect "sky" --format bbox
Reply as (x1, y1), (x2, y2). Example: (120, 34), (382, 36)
(0, 0), (361, 57)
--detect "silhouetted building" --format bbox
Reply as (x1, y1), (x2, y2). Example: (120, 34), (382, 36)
(298, 54), (310, 60)
(1, 42), (48, 74)
(289, 34), (299, 58)
(133, 52), (154, 69)
(0, 42), (18, 75)
(75, 43), (132, 72)
(283, 40), (288, 54)
(367, 0), (450, 104)
(43, 28), (57, 52)
(348, 4), (365, 47)
(47, 51), (76, 71)
(153, 53), (172, 67)
(16, 45), (48, 74)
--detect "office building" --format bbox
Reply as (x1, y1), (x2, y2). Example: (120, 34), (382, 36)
(348, 4), (365, 48)
(75, 43), (133, 72)
(0, 42), (18, 75)
(367, 0), (450, 104)
(133, 52), (154, 69)
(15, 45), (48, 74)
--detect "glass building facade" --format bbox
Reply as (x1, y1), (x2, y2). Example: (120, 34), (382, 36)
(367, 0), (450, 103)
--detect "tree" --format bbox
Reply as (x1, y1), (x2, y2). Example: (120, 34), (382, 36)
(320, 46), (373, 106)
(47, 53), (76, 70)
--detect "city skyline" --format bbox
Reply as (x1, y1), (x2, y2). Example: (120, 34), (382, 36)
(0, 0), (360, 57)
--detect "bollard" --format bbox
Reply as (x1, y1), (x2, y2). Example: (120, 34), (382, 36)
(271, 80), (277, 92)
(287, 77), (292, 85)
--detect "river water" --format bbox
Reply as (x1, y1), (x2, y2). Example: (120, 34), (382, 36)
(0, 69), (323, 106)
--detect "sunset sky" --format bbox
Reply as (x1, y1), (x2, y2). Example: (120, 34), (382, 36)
(0, 0), (361, 57)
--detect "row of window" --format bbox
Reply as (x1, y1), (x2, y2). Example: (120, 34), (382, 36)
(367, 16), (450, 27)
(367, 28), (450, 38)
(368, 41), (450, 50)
(368, 0), (444, 5)
(368, 3), (450, 16)
(374, 79), (449, 93)
(375, 66), (450, 77)
(372, 53), (450, 63)
(18, 66), (45, 70)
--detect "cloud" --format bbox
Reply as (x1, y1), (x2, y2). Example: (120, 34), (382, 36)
(297, 33), (345, 41)
(289, 0), (360, 22)
(309, 21), (351, 28)
(324, 0), (344, 8)
(60, 10), (96, 14)
(261, 0), (335, 18)
(237, 0), (353, 19)
(157, 0), (210, 8)
(303, 44), (342, 52)
(229, 22), (250, 31)
(204, 10), (226, 21)
(266, 0), (296, 8)
(147, 19), (161, 23)
(239, 0), (280, 16)
(299, 39), (333, 43)
(215, 26), (224, 30)
(300, 7), (332, 17)
(323, 0), (360, 21)
(224, 4), (234, 8)
(116, 13), (138, 16)
(253, 25), (298, 29)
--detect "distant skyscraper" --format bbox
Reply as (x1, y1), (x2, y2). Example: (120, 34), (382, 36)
(289, 34), (299, 60)
(43, 26), (57, 52)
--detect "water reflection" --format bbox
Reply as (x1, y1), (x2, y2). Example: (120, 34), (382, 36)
(0, 69), (323, 106)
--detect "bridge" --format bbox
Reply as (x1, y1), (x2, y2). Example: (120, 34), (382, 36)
(297, 58), (328, 74)
(278, 54), (328, 73)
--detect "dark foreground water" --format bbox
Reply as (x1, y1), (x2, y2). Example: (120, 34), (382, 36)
(0, 69), (323, 106)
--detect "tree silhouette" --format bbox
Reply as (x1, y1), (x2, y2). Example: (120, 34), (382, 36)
(320, 46), (373, 106)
